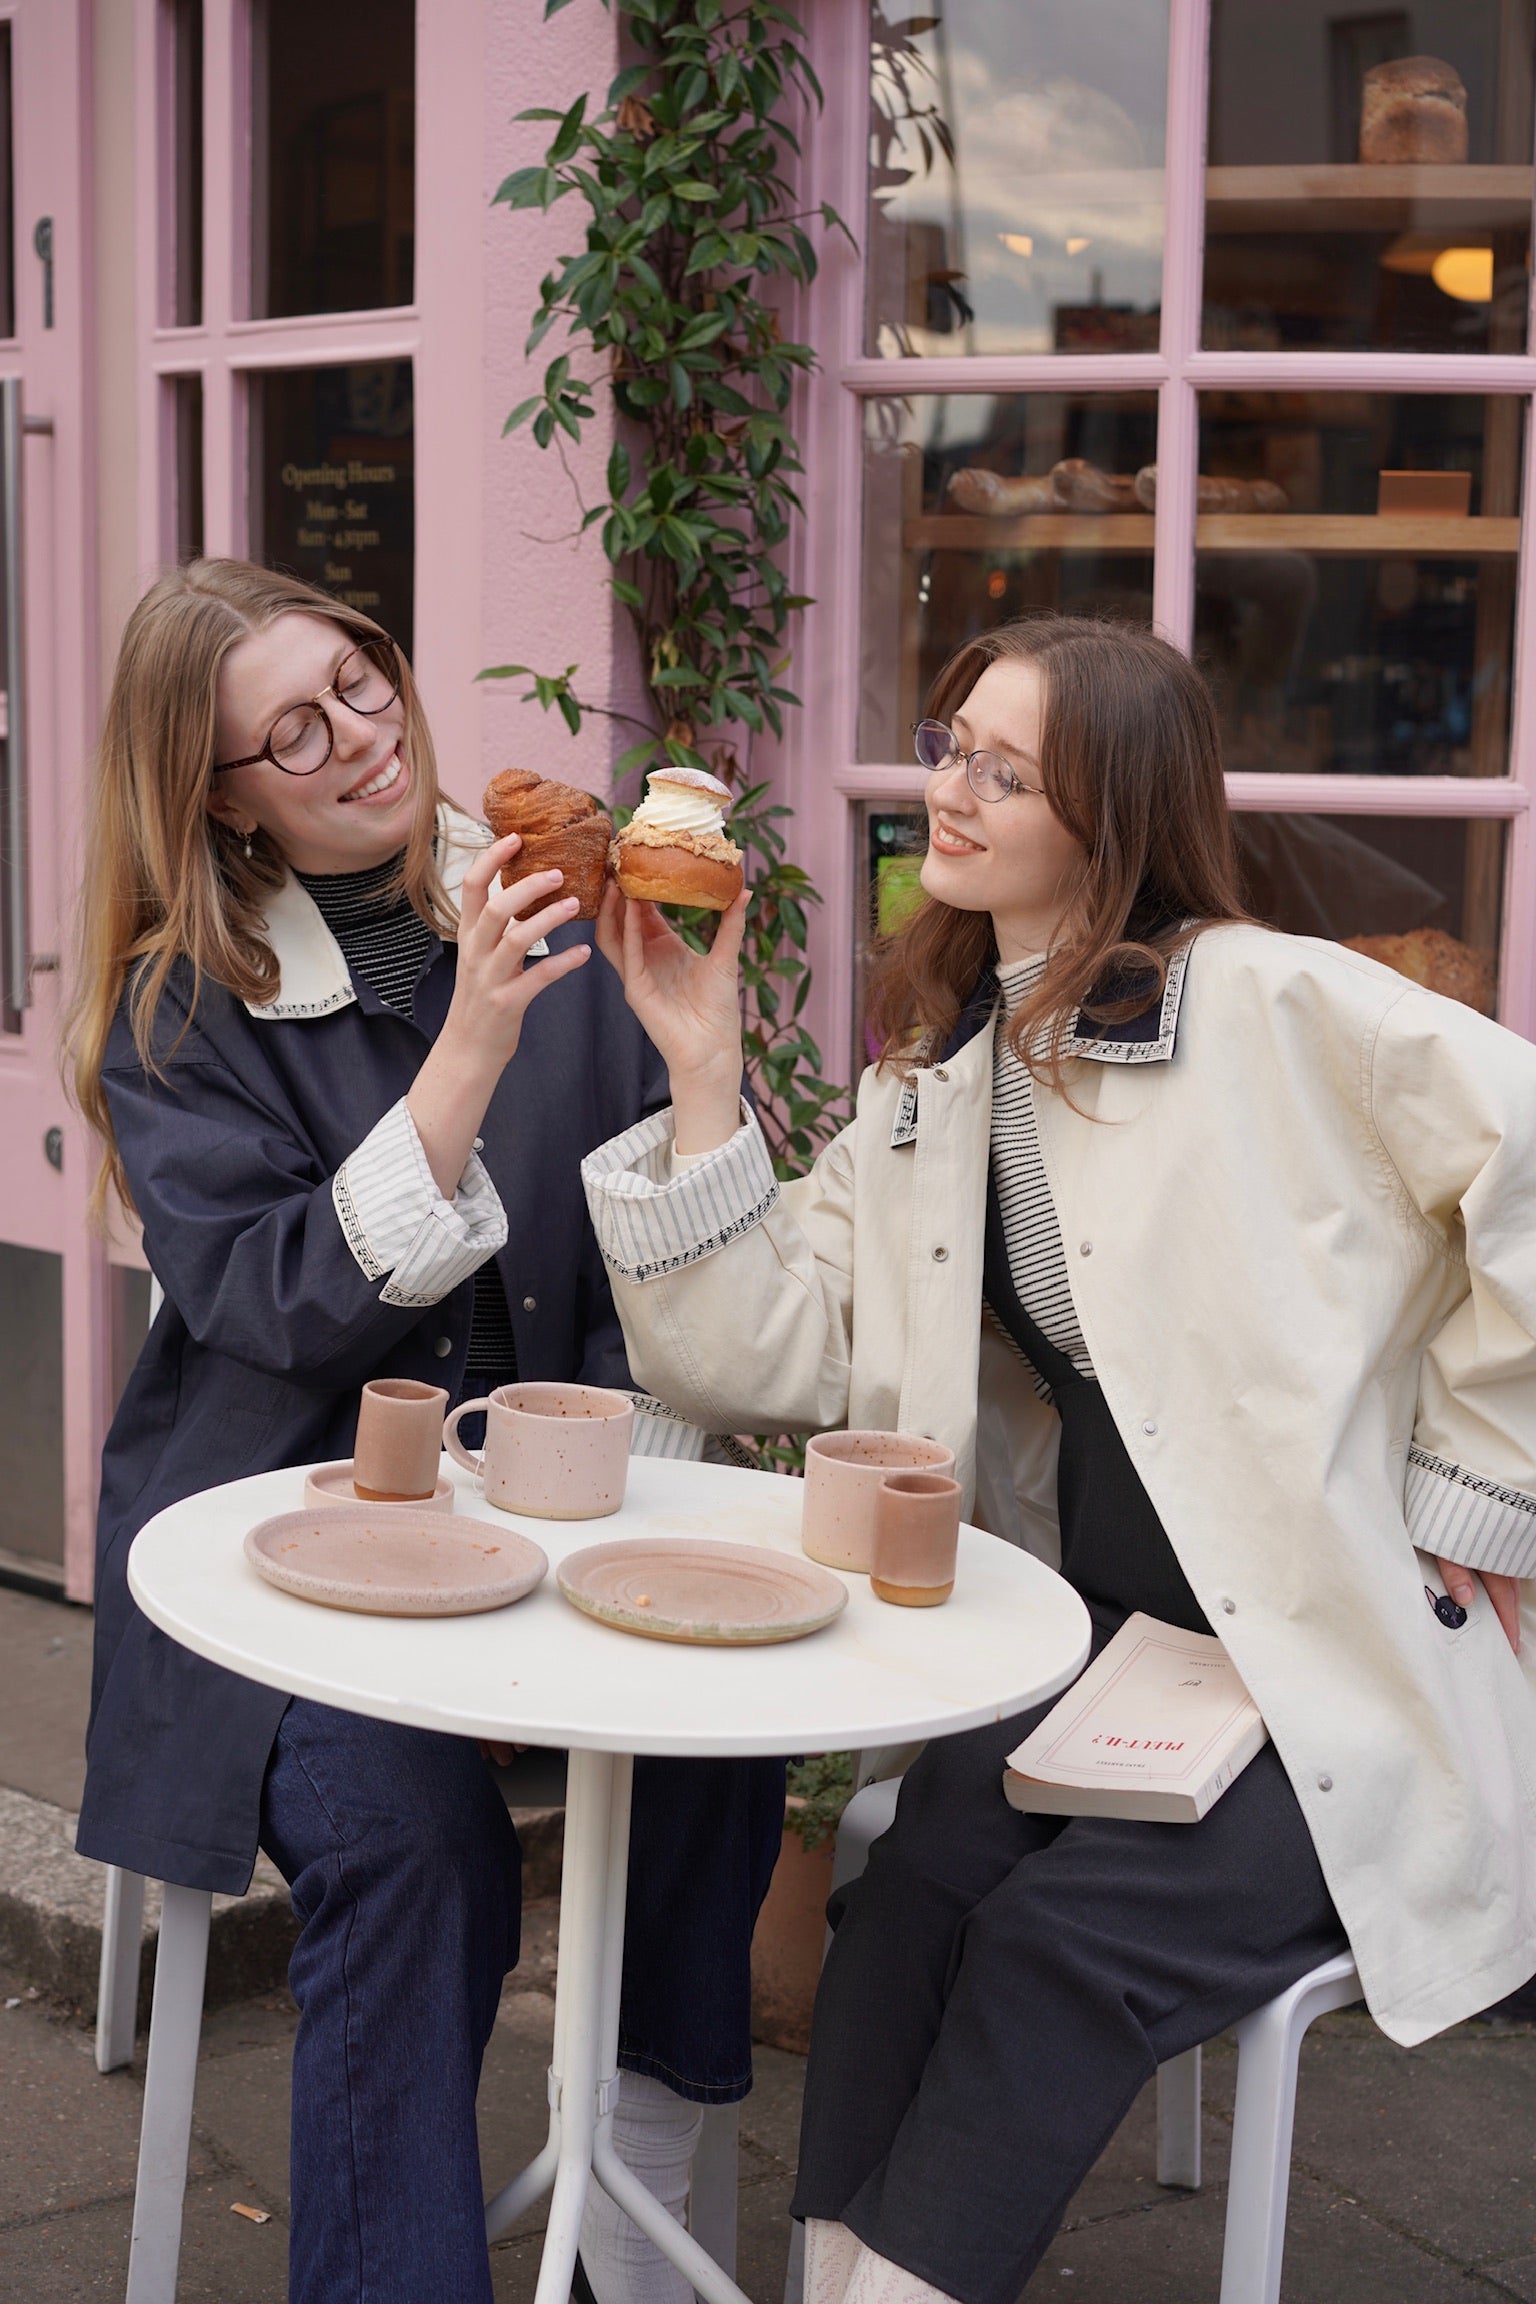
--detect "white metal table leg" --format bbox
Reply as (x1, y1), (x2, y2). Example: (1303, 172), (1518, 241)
(487, 1746), (753, 2304)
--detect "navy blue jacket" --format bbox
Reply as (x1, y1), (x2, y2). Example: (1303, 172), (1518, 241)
(76, 911), (666, 1893)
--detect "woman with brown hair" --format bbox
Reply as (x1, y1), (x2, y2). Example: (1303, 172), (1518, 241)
(583, 613), (1536, 2304)
(68, 558), (785, 2304)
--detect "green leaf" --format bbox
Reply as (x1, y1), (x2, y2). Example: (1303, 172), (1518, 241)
(475, 663), (533, 682)
(501, 396), (540, 434)
(557, 691), (582, 736)
(492, 165), (557, 211)
(549, 92), (588, 165)
(607, 442), (631, 498)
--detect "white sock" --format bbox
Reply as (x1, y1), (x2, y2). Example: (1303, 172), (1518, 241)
(844, 2240), (961, 2304)
(580, 2070), (703, 2304)
(805, 2219), (863, 2304)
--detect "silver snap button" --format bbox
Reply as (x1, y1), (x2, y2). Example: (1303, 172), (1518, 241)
(432, 1335), (453, 1358)
(932, 1246), (949, 1262)
(1141, 1418), (1157, 1435)
(472, 1137), (484, 1152)
(522, 1295), (537, 1312)
(1079, 1241), (1093, 1257)
(1221, 1597), (1236, 1615)
(932, 1066), (949, 1082)
(1317, 1773), (1333, 1792)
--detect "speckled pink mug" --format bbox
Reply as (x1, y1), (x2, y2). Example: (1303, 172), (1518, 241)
(801, 1429), (957, 1573)
(444, 1382), (635, 1519)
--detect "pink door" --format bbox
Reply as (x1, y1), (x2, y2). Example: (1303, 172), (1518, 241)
(0, 0), (101, 1600)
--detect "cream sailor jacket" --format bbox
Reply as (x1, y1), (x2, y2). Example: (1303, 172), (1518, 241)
(583, 923), (1536, 2045)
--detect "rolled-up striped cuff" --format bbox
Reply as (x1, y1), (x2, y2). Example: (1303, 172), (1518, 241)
(333, 1098), (508, 1309)
(1405, 1445), (1536, 1579)
(630, 1394), (709, 1462)
(581, 1103), (777, 1283)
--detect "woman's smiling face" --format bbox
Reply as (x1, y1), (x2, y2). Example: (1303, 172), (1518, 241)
(918, 655), (1087, 962)
(206, 612), (412, 875)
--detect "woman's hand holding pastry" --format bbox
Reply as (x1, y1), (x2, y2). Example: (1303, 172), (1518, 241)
(407, 834), (590, 1197)
(595, 881), (748, 1154)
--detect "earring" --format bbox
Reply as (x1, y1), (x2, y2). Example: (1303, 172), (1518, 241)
(242, 829), (253, 860)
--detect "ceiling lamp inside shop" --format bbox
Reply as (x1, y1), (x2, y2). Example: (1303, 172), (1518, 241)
(1379, 235), (1494, 302)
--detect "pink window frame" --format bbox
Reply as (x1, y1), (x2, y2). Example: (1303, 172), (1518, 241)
(132, 0), (487, 781)
(786, 0), (1536, 1072)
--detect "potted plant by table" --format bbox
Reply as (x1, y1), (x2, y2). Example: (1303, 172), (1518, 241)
(750, 1754), (854, 2053)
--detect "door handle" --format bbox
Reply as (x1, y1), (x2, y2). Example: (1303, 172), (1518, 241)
(2, 376), (28, 1017)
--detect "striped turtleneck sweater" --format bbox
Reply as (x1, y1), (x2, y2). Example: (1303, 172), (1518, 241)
(989, 954), (1095, 1398)
(297, 854), (519, 1390)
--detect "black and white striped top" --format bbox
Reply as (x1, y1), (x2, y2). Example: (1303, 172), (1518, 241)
(298, 852), (518, 1391)
(990, 955), (1095, 1398)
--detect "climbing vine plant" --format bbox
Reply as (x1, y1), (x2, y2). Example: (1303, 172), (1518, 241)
(484, 0), (850, 1180)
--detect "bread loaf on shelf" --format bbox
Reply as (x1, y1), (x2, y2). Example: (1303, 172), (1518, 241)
(1359, 56), (1467, 165)
(946, 469), (1056, 516)
(1050, 459), (1138, 512)
(1345, 927), (1493, 1015)
(1134, 467), (1289, 513)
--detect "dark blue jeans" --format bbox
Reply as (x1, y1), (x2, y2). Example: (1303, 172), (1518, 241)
(260, 1699), (783, 2304)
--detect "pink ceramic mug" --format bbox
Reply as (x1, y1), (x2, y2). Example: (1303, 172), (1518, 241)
(353, 1378), (450, 1502)
(443, 1382), (635, 1519)
(801, 1429), (957, 1572)
(871, 1471), (963, 1607)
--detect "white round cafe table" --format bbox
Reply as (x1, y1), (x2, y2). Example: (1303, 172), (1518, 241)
(129, 1455), (1090, 2304)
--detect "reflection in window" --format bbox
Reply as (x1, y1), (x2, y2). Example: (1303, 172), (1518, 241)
(1236, 812), (1503, 1014)
(1205, 0), (1534, 353)
(170, 0), (203, 327)
(173, 374), (204, 562)
(866, 1), (1167, 357)
(249, 361), (414, 655)
(1193, 393), (1522, 776)
(251, 0), (414, 319)
(860, 393), (1158, 759)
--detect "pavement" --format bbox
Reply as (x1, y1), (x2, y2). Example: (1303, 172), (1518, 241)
(3, 1581), (1536, 2300)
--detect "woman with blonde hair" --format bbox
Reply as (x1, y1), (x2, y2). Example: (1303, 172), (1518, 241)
(584, 613), (1536, 2304)
(70, 559), (783, 2304)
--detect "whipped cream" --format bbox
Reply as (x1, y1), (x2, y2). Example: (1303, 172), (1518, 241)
(629, 769), (730, 842)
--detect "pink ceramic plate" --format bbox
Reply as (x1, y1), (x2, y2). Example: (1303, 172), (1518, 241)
(557, 1539), (847, 1646)
(245, 1506), (547, 1617)
(302, 1459), (454, 1512)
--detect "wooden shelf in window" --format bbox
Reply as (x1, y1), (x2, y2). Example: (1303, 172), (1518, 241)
(904, 513), (1520, 556)
(1206, 163), (1532, 234)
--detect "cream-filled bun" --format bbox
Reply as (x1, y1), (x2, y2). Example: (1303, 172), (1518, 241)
(611, 767), (744, 911)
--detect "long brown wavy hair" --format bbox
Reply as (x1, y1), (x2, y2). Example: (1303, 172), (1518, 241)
(67, 558), (453, 1220)
(868, 616), (1249, 1085)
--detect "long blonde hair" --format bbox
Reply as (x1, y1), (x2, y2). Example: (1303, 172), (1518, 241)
(68, 558), (453, 1220)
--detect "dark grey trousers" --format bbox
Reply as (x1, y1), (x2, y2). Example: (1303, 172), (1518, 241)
(790, 1696), (1346, 2304)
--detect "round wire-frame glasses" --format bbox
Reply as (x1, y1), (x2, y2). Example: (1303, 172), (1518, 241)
(211, 638), (403, 778)
(912, 718), (1044, 803)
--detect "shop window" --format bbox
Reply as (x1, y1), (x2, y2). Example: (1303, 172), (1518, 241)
(865, 1), (1168, 358)
(173, 375), (204, 562)
(1192, 392), (1523, 775)
(1236, 811), (1504, 1014)
(250, 0), (415, 320)
(249, 360), (414, 655)
(169, 0), (203, 328)
(1204, 0), (1534, 354)
(860, 391), (1158, 759)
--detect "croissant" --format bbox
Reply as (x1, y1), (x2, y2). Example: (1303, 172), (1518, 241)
(1134, 467), (1289, 513)
(1050, 459), (1139, 512)
(482, 768), (614, 920)
(1345, 929), (1494, 1016)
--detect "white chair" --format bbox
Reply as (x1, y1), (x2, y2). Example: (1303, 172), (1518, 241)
(793, 1777), (1363, 2304)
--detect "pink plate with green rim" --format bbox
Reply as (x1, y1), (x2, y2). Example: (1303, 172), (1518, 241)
(557, 1538), (847, 1646)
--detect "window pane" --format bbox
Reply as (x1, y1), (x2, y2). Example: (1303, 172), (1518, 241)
(173, 374), (204, 562)
(170, 0), (203, 327)
(1205, 1), (1534, 353)
(251, 0), (414, 319)
(1193, 392), (1523, 776)
(860, 392), (1158, 759)
(249, 360), (414, 656)
(0, 1245), (64, 1570)
(866, 1), (1167, 358)
(1236, 812), (1503, 1013)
